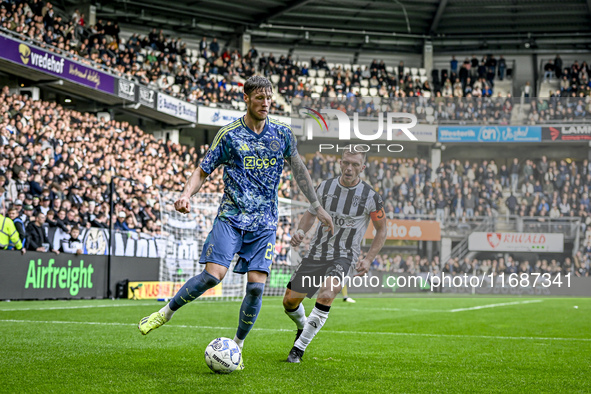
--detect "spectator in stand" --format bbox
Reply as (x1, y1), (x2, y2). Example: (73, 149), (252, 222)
(1, 207), (26, 253)
(37, 196), (51, 215)
(91, 212), (108, 229)
(114, 211), (129, 231)
(523, 81), (531, 103)
(497, 55), (506, 80)
(25, 212), (59, 253)
(544, 60), (555, 82)
(554, 55), (563, 79)
(59, 226), (84, 255)
(7, 205), (26, 246)
(450, 56), (458, 74)
(209, 38), (219, 58)
(510, 158), (520, 193)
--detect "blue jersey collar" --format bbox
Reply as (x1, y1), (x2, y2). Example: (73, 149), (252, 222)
(241, 116), (268, 139)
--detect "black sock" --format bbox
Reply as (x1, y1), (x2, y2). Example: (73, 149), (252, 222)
(315, 302), (331, 313)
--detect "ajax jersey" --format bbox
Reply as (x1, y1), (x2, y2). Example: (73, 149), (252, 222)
(200, 116), (297, 232)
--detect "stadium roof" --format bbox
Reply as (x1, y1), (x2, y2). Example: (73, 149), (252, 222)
(92, 0), (591, 53)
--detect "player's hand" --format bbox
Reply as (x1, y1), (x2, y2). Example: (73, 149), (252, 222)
(315, 206), (334, 234)
(175, 194), (191, 214)
(355, 259), (371, 277)
(291, 229), (305, 247)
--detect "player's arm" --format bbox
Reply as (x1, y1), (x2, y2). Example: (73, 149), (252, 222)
(286, 153), (334, 234)
(290, 210), (317, 247)
(355, 207), (387, 276)
(175, 167), (209, 214)
(175, 127), (228, 214)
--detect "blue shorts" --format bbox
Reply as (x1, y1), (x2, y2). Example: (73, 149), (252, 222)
(199, 218), (276, 275)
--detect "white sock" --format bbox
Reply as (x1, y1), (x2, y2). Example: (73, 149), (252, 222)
(284, 303), (307, 330)
(159, 304), (174, 321)
(294, 307), (329, 352)
(233, 336), (244, 350)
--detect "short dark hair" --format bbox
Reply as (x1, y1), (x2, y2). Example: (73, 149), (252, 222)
(341, 144), (367, 163)
(244, 75), (272, 96)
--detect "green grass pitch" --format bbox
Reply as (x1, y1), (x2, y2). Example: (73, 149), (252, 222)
(1, 296), (590, 393)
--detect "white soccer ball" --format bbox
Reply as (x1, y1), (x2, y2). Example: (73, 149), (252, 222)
(204, 337), (242, 374)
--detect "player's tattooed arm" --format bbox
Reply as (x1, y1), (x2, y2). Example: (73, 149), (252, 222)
(286, 154), (334, 234)
(286, 153), (318, 205)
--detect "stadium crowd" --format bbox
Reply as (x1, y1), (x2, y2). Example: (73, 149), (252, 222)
(0, 86), (294, 257)
(328, 154), (591, 225)
(1, 0), (590, 270)
(529, 55), (591, 124)
(2, 85), (591, 272)
(304, 152), (505, 221)
(0, 0), (531, 125)
(527, 95), (591, 124)
(6, 0), (591, 126)
(292, 94), (515, 125)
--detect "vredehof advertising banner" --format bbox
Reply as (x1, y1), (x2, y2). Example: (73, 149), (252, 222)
(364, 219), (441, 241)
(468, 232), (564, 252)
(0, 35), (115, 94)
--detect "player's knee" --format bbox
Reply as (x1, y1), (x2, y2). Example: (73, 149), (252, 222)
(201, 270), (221, 288)
(205, 264), (226, 281)
(318, 286), (339, 300)
(283, 294), (299, 310)
(246, 282), (264, 298)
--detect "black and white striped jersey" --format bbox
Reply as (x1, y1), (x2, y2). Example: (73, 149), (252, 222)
(305, 177), (383, 262)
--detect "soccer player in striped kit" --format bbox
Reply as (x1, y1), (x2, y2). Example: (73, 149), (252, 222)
(283, 147), (387, 363)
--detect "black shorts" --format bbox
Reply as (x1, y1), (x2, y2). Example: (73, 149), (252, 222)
(287, 257), (352, 298)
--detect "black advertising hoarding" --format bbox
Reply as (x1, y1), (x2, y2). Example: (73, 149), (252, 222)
(0, 252), (107, 300)
(138, 86), (156, 108)
(108, 257), (159, 297)
(542, 125), (591, 141)
(0, 252), (159, 300)
(116, 78), (136, 101)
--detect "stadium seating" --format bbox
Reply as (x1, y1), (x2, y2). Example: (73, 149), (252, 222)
(0, 0), (543, 122)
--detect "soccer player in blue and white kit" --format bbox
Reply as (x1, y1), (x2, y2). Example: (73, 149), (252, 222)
(138, 76), (334, 369)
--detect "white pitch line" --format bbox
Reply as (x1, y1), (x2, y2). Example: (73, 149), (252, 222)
(0, 303), (159, 312)
(0, 318), (589, 342)
(449, 300), (542, 313)
(357, 307), (449, 312)
(0, 301), (543, 313)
